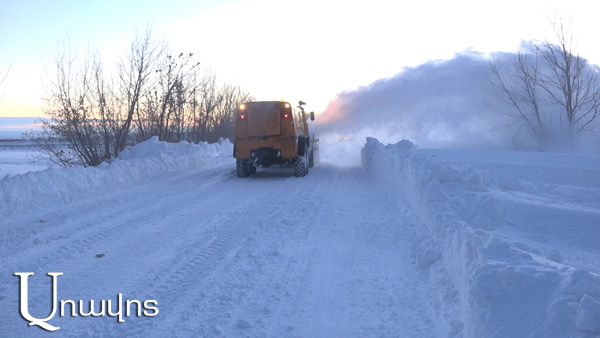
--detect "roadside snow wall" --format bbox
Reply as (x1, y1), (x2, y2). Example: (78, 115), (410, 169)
(0, 137), (233, 218)
(362, 137), (600, 337)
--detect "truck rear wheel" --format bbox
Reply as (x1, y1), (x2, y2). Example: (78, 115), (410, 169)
(236, 159), (251, 177)
(294, 150), (309, 177)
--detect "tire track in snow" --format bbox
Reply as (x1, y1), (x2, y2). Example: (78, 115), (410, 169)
(98, 172), (302, 337)
(0, 168), (240, 336)
(213, 167), (339, 337)
(0, 166), (231, 263)
(2, 169), (234, 270)
(266, 167), (437, 337)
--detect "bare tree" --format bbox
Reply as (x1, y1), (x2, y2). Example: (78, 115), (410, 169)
(92, 55), (117, 161)
(210, 83), (253, 141)
(115, 28), (165, 156)
(199, 72), (219, 142)
(491, 47), (549, 147)
(154, 52), (199, 141)
(535, 19), (600, 135)
(40, 45), (108, 166)
(491, 18), (600, 149)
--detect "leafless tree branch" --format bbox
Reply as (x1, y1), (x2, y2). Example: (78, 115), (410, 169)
(0, 63), (9, 100)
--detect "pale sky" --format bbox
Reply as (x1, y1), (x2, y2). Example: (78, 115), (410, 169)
(0, 0), (598, 117)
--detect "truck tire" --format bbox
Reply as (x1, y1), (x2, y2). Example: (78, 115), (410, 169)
(236, 159), (250, 177)
(309, 150), (314, 168)
(294, 148), (309, 177)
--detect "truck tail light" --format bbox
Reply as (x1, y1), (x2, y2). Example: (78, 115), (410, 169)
(283, 113), (289, 119)
(239, 114), (246, 120)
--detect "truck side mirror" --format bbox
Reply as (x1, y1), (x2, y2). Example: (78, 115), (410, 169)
(310, 111), (315, 121)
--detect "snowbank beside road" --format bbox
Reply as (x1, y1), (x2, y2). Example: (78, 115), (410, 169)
(362, 137), (600, 337)
(0, 137), (234, 218)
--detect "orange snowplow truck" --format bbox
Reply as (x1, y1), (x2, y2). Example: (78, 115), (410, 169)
(233, 100), (319, 177)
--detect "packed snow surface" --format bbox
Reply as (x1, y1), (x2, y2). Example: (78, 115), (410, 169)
(1, 136), (599, 337)
(1, 137), (445, 337)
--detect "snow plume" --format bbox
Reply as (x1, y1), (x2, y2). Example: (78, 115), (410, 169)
(315, 50), (600, 166)
(315, 51), (511, 166)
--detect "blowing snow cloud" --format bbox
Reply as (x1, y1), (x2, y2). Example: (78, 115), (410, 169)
(315, 52), (516, 155)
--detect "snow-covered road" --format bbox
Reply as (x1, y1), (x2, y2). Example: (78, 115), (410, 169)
(3, 136), (599, 337)
(1, 161), (446, 337)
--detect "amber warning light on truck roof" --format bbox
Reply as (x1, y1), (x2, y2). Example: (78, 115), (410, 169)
(239, 104), (246, 110)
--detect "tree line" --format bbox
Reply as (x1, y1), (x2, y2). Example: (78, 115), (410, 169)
(37, 29), (252, 167)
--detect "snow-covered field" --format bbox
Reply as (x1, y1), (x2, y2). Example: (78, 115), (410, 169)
(0, 139), (50, 179)
(1, 136), (599, 337)
(0, 118), (49, 178)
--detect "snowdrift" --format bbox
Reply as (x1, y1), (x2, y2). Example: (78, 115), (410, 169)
(0, 137), (234, 218)
(362, 137), (600, 337)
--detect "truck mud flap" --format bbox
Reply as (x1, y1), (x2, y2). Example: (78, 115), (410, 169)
(297, 137), (306, 156)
